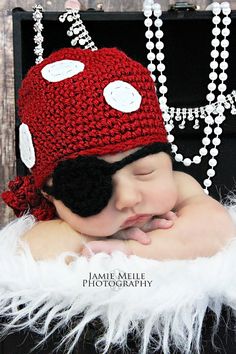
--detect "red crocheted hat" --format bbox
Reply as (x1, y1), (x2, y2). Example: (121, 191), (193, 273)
(2, 47), (168, 220)
(18, 47), (167, 188)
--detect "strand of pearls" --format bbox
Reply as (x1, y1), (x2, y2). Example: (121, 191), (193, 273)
(143, 0), (234, 193)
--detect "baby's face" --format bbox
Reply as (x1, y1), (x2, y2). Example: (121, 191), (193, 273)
(51, 150), (178, 237)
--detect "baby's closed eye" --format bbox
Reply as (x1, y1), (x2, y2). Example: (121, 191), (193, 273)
(134, 169), (155, 176)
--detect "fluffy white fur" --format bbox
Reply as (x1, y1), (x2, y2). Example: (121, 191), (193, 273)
(0, 201), (236, 354)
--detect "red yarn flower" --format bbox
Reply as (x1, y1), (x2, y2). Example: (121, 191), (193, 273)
(1, 175), (56, 221)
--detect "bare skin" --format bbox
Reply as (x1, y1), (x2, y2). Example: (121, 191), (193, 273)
(81, 172), (235, 258)
(22, 171), (235, 262)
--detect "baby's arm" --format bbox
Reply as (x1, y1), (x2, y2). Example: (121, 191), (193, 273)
(82, 173), (235, 260)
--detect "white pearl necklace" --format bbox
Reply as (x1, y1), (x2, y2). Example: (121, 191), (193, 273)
(143, 1), (235, 194)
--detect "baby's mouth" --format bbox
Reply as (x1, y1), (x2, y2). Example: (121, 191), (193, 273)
(121, 214), (153, 228)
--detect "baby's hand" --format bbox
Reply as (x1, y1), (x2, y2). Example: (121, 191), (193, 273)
(114, 211), (177, 245)
(80, 212), (177, 257)
(81, 239), (132, 257)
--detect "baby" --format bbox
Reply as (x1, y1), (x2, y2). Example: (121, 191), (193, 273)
(2, 47), (235, 261)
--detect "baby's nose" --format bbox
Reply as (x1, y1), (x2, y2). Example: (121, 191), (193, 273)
(114, 182), (142, 211)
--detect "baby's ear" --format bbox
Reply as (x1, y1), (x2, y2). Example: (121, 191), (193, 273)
(41, 189), (54, 202)
(41, 177), (54, 201)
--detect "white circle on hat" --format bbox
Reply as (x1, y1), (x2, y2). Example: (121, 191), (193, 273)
(41, 59), (85, 82)
(19, 123), (36, 168)
(103, 80), (142, 113)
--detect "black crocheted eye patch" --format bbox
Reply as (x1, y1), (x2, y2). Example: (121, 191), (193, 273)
(43, 142), (171, 217)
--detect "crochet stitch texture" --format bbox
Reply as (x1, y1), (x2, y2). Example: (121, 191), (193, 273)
(18, 47), (167, 189)
(2, 47), (168, 220)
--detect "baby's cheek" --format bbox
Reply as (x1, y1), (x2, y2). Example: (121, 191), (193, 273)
(150, 181), (177, 214)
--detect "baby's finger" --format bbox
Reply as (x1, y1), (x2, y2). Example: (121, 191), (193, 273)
(142, 218), (173, 232)
(123, 227), (151, 244)
(161, 211), (177, 221)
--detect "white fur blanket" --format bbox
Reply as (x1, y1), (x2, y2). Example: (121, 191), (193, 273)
(0, 201), (236, 354)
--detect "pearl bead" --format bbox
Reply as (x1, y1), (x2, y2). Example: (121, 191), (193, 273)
(212, 15), (221, 25)
(213, 137), (221, 146)
(158, 74), (167, 83)
(214, 127), (222, 135)
(162, 112), (170, 121)
(219, 72), (227, 81)
(212, 5), (221, 16)
(210, 148), (219, 156)
(204, 179), (212, 187)
(175, 154), (183, 162)
(183, 158), (192, 166)
(148, 63), (155, 72)
(171, 144), (178, 153)
(222, 8), (231, 16)
(79, 39), (86, 46)
(210, 61), (218, 70)
(157, 63), (165, 72)
(204, 126), (212, 135)
(204, 188), (209, 195)
(156, 52), (164, 61)
(151, 74), (156, 81)
(167, 134), (174, 143)
(218, 83), (226, 92)
(147, 52), (155, 61)
(221, 39), (229, 48)
(221, 50), (229, 59)
(207, 93), (215, 102)
(202, 137), (211, 145)
(165, 123), (172, 132)
(156, 41), (164, 50)
(217, 94), (225, 102)
(210, 49), (219, 58)
(205, 115), (214, 125)
(209, 72), (217, 81)
(209, 158), (217, 167)
(193, 156), (201, 164)
(216, 104), (225, 113)
(205, 105), (214, 114)
(144, 9), (152, 17)
(220, 61), (228, 70)
(144, 18), (152, 27)
(208, 82), (216, 91)
(146, 41), (154, 50)
(155, 30), (164, 39)
(200, 147), (208, 156)
(212, 27), (221, 36)
(207, 169), (215, 177)
(222, 16), (231, 25)
(159, 96), (167, 104)
(159, 85), (168, 94)
(160, 103), (167, 112)
(154, 9), (162, 17)
(154, 18), (163, 27)
(215, 116), (224, 124)
(145, 30), (154, 39)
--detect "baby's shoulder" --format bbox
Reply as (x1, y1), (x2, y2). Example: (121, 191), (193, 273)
(172, 171), (205, 205)
(23, 219), (78, 241)
(22, 219), (84, 261)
